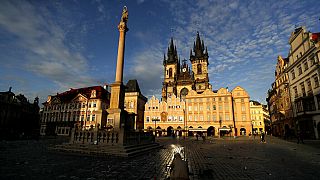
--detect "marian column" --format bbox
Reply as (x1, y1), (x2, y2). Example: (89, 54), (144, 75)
(107, 7), (129, 144)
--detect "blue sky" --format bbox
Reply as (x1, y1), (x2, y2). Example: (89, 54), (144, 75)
(0, 0), (319, 105)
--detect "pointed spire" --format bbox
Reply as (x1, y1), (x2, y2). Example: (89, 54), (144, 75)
(205, 47), (208, 54)
(190, 49), (193, 57)
(194, 32), (204, 57)
(166, 37), (178, 64)
(202, 40), (204, 51)
(170, 37), (174, 51)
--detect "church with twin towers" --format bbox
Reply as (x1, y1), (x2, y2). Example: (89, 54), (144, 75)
(145, 32), (252, 137)
(162, 32), (211, 101)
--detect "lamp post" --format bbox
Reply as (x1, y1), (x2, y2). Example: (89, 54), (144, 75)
(152, 118), (160, 137)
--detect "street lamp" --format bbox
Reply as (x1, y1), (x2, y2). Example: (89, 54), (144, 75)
(152, 118), (160, 137)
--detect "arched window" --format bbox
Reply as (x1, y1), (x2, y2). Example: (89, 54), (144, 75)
(169, 68), (173, 77)
(197, 64), (202, 74)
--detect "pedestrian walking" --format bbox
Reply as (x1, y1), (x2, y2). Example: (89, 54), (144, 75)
(170, 153), (189, 180)
(297, 130), (304, 144)
(202, 135), (206, 143)
(261, 132), (265, 143)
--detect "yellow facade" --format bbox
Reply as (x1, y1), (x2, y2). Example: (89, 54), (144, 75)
(250, 101), (266, 134)
(145, 87), (251, 136)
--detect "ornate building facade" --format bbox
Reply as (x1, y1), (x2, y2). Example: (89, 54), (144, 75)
(145, 33), (251, 137)
(40, 80), (147, 136)
(266, 56), (294, 137)
(267, 26), (320, 139)
(40, 86), (110, 136)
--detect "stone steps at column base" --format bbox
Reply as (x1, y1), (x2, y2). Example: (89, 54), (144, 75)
(50, 143), (162, 157)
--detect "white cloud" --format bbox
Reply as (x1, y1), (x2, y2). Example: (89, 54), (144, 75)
(0, 0), (95, 90)
(161, 0), (320, 102)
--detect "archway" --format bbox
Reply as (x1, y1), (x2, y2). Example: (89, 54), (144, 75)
(156, 126), (162, 136)
(188, 126), (193, 136)
(167, 126), (173, 137)
(177, 126), (182, 136)
(207, 126), (215, 136)
(240, 128), (246, 136)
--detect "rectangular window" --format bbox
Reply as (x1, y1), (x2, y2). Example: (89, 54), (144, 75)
(306, 79), (312, 93)
(199, 106), (203, 111)
(314, 75), (319, 88)
(219, 114), (223, 121)
(225, 105), (229, 111)
(92, 114), (95, 121)
(200, 115), (203, 121)
(219, 105), (222, 110)
(146, 116), (150, 122)
(225, 114), (230, 121)
(213, 105), (216, 110)
(207, 106), (210, 110)
(241, 105), (246, 112)
(291, 70), (295, 80)
(87, 115), (90, 121)
(194, 106), (198, 111)
(293, 86), (298, 97)
(189, 116), (192, 121)
(212, 115), (216, 121)
(179, 116), (183, 121)
(300, 82), (306, 96)
(82, 103), (86, 108)
(93, 102), (97, 108)
(188, 106), (192, 111)
(207, 115), (210, 121)
(242, 115), (246, 121)
(304, 61), (308, 71)
(298, 65), (302, 75)
(88, 103), (91, 108)
(81, 115), (84, 121)
(309, 55), (316, 66)
(194, 116), (197, 121)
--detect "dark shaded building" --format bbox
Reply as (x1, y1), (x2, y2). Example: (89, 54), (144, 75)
(0, 87), (40, 140)
(124, 79), (147, 130)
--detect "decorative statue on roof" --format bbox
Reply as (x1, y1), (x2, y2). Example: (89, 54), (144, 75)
(121, 6), (128, 23)
(118, 6), (128, 32)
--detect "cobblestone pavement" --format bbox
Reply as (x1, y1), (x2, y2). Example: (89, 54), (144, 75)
(1, 136), (320, 180)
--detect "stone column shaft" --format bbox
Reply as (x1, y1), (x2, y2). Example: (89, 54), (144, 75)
(115, 30), (126, 83)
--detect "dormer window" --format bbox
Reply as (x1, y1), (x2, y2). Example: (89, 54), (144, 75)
(91, 90), (96, 98)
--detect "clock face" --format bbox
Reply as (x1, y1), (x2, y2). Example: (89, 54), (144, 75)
(182, 68), (186, 72)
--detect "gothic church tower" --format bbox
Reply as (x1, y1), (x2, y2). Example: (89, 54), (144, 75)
(162, 38), (180, 101)
(190, 32), (211, 93)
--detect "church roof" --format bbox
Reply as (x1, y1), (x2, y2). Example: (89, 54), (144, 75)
(125, 79), (141, 93)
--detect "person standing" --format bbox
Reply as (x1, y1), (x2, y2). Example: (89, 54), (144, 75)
(297, 130), (304, 144)
(261, 132), (265, 143)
